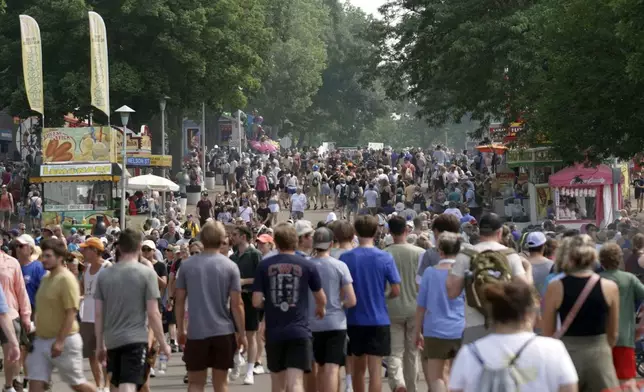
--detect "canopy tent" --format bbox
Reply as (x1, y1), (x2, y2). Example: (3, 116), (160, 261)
(549, 164), (622, 226)
(548, 164), (614, 187)
(475, 144), (508, 155)
(126, 174), (179, 192)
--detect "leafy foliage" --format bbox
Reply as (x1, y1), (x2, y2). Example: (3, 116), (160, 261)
(378, 0), (644, 162)
(0, 0), (271, 125)
(250, 0), (329, 126)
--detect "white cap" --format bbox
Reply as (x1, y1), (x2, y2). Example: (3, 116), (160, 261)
(295, 220), (314, 237)
(15, 234), (35, 249)
(526, 232), (547, 248)
(142, 240), (156, 250)
(325, 212), (337, 224)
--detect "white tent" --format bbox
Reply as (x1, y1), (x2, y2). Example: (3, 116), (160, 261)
(127, 174), (179, 192)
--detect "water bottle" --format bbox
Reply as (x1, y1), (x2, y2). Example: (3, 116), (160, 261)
(158, 352), (168, 374)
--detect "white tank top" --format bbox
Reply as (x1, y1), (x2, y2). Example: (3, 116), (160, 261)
(80, 262), (109, 323)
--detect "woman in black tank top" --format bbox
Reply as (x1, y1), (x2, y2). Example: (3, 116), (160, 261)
(542, 234), (619, 392)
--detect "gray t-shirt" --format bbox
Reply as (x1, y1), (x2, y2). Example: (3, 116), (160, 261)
(417, 248), (440, 281)
(330, 248), (348, 259)
(308, 256), (353, 332)
(176, 253), (241, 339)
(530, 257), (555, 296)
(95, 261), (160, 350)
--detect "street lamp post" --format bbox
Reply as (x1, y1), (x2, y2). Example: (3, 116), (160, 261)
(115, 105), (135, 229)
(159, 96), (170, 206)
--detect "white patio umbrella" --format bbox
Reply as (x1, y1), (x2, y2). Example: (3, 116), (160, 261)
(127, 174), (179, 192)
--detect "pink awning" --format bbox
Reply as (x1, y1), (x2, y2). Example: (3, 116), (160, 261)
(549, 164), (614, 187)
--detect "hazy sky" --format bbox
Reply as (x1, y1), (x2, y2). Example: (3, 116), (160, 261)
(349, 0), (387, 16)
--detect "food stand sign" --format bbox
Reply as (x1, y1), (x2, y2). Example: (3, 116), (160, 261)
(40, 163), (112, 176)
(42, 127), (115, 163)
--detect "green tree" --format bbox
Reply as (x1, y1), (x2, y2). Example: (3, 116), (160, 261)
(377, 0), (535, 132)
(0, 0), (271, 127)
(518, 0), (644, 163)
(288, 2), (388, 146)
(249, 0), (329, 131)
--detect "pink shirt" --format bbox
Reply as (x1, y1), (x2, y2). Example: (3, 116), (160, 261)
(0, 253), (32, 325)
(256, 175), (269, 192)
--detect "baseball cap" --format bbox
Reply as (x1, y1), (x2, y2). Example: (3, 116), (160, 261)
(526, 232), (547, 248)
(257, 234), (274, 244)
(142, 240), (156, 250)
(9, 229), (20, 237)
(295, 220), (314, 237)
(15, 234), (35, 249)
(313, 227), (334, 250)
(478, 213), (504, 235)
(80, 237), (105, 252)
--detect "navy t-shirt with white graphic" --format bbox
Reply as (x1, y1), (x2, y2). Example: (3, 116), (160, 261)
(253, 253), (322, 342)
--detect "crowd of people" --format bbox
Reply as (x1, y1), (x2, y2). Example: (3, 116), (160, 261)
(0, 144), (639, 392)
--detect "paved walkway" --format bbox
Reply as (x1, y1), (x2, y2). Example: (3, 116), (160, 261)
(45, 356), (413, 391)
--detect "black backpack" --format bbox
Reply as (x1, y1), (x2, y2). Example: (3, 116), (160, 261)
(339, 184), (348, 201)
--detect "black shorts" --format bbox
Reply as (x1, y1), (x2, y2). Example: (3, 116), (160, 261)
(164, 309), (176, 326)
(242, 293), (260, 331)
(312, 330), (346, 366)
(266, 339), (313, 373)
(107, 343), (148, 388)
(347, 325), (391, 357)
(184, 334), (237, 371)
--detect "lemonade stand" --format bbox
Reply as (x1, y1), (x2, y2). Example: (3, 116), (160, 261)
(30, 126), (122, 232)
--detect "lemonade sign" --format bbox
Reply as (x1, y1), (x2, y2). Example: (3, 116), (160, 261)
(42, 127), (114, 163)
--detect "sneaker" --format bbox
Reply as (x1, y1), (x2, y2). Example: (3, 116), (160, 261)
(150, 367), (158, 377)
(253, 364), (265, 375)
(229, 368), (240, 381)
(171, 343), (179, 353)
(243, 373), (254, 385)
(4, 387), (16, 392)
(234, 351), (246, 368)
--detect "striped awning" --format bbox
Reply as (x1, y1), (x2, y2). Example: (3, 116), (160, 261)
(30, 175), (120, 183)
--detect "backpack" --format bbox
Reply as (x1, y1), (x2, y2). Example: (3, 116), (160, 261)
(311, 175), (319, 187)
(461, 247), (515, 321)
(30, 198), (40, 215)
(468, 336), (536, 392)
(339, 184), (348, 201)
(348, 185), (359, 202)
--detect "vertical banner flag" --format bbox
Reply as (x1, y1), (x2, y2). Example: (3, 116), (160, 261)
(89, 12), (110, 119)
(19, 15), (44, 115)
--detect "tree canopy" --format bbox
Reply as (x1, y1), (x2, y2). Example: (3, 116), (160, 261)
(378, 0), (644, 162)
(0, 0), (270, 125)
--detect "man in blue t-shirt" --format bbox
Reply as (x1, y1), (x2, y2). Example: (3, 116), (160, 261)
(252, 223), (326, 391)
(339, 215), (401, 392)
(15, 235), (46, 310)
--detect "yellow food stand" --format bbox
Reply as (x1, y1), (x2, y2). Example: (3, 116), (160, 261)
(30, 126), (122, 231)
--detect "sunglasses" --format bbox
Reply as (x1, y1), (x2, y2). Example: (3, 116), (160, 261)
(190, 251), (201, 256)
(142, 247), (153, 252)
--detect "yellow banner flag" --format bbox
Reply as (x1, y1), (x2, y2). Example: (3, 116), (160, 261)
(19, 15), (44, 115)
(89, 12), (110, 119)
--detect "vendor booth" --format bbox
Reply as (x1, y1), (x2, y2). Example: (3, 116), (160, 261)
(549, 164), (622, 227)
(31, 126), (121, 232)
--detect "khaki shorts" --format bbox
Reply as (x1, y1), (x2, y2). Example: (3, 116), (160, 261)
(27, 334), (87, 386)
(422, 337), (462, 360)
